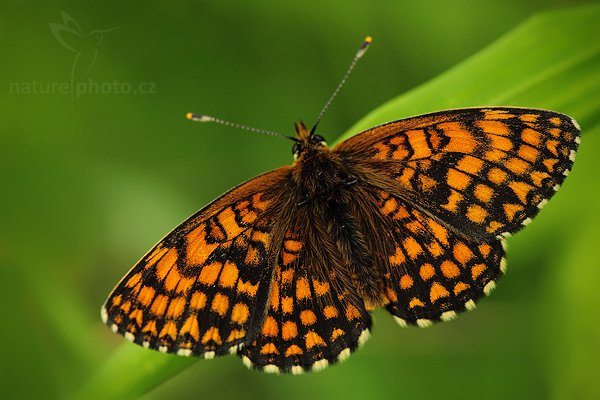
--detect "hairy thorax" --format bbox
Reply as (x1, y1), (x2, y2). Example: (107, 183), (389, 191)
(293, 147), (353, 199)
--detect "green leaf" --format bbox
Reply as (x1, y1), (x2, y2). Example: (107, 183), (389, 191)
(80, 4), (600, 398)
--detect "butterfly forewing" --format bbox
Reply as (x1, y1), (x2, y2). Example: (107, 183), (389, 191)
(102, 167), (292, 356)
(336, 108), (580, 239)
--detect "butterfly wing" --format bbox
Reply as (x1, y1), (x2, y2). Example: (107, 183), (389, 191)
(335, 107), (580, 240)
(334, 107), (579, 325)
(376, 189), (506, 326)
(102, 167), (293, 357)
(237, 207), (372, 374)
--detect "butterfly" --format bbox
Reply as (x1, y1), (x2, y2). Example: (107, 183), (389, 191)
(101, 37), (580, 374)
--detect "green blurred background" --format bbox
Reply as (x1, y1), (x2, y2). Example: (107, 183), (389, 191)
(1, 1), (599, 399)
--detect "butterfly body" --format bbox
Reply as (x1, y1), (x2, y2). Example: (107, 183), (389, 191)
(103, 106), (579, 374)
(291, 122), (389, 307)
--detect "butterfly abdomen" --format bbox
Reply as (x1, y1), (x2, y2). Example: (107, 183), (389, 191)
(325, 195), (387, 309)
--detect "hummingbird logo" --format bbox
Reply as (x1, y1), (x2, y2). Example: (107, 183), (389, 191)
(50, 11), (121, 96)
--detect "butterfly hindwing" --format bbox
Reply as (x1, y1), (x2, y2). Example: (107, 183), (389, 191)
(238, 216), (372, 373)
(336, 107), (580, 240)
(374, 190), (506, 326)
(102, 167), (292, 357)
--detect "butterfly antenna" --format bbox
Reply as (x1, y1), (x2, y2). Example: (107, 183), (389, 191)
(310, 36), (372, 135)
(186, 113), (296, 142)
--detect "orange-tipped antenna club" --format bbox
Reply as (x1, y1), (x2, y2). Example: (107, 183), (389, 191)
(310, 36), (373, 135)
(186, 112), (295, 141)
(356, 36), (372, 58)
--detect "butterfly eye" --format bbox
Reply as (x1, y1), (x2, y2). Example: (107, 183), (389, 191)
(311, 135), (326, 145)
(291, 142), (301, 155)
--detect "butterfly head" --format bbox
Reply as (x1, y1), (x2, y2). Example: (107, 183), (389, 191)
(292, 121), (328, 160)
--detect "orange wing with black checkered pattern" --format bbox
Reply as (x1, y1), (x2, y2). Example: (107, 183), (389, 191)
(337, 107), (579, 239)
(238, 221), (372, 374)
(102, 167), (293, 358)
(374, 190), (506, 326)
(336, 107), (579, 325)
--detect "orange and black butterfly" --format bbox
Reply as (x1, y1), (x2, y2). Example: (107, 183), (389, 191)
(102, 37), (580, 374)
